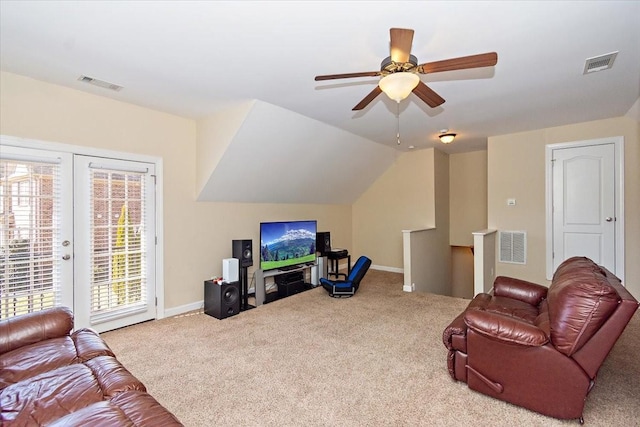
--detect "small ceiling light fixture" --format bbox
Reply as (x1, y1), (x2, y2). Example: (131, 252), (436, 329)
(439, 129), (456, 144)
(379, 72), (420, 102)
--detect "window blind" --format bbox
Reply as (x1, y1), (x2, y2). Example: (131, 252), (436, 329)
(0, 159), (61, 318)
(89, 168), (147, 323)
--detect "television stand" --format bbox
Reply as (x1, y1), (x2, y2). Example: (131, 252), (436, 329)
(254, 258), (327, 306)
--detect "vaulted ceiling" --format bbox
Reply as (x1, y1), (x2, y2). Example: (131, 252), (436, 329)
(2, 1), (639, 203)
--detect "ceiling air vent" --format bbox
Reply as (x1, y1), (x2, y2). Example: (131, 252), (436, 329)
(583, 51), (618, 74)
(499, 230), (526, 264)
(78, 75), (123, 91)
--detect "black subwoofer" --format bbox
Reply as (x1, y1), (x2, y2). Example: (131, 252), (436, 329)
(204, 280), (240, 319)
(316, 231), (331, 256)
(232, 239), (253, 267)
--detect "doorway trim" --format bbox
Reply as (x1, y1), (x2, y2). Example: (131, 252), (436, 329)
(0, 134), (166, 320)
(545, 136), (624, 280)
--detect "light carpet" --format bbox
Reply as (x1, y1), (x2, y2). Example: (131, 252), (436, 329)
(102, 270), (639, 426)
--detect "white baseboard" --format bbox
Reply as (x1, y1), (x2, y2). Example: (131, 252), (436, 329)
(371, 264), (403, 273)
(162, 264), (403, 318)
(162, 300), (203, 318)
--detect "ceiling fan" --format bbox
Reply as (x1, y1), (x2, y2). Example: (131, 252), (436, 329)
(315, 28), (498, 111)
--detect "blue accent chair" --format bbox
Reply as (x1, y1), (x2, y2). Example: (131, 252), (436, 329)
(320, 256), (371, 297)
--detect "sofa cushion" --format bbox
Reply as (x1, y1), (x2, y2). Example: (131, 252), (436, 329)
(49, 391), (183, 427)
(0, 306), (74, 355)
(548, 257), (621, 356)
(84, 356), (146, 397)
(0, 336), (78, 389)
(1, 363), (104, 425)
(482, 295), (540, 324)
(0, 330), (116, 390)
(0, 356), (146, 425)
(72, 328), (116, 362)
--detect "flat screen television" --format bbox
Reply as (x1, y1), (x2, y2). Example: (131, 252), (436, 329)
(260, 220), (317, 271)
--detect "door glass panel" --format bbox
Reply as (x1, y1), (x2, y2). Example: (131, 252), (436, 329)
(0, 158), (61, 318)
(89, 168), (147, 323)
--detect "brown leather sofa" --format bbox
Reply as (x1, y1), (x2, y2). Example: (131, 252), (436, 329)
(0, 306), (183, 426)
(443, 256), (638, 423)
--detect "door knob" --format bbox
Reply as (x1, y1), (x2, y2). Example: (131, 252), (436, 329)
(62, 254), (71, 260)
(605, 217), (613, 222)
(62, 240), (70, 247)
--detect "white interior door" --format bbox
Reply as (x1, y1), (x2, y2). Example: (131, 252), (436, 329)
(73, 155), (156, 333)
(551, 143), (616, 273)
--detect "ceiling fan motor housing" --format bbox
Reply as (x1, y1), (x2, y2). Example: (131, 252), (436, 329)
(380, 54), (418, 75)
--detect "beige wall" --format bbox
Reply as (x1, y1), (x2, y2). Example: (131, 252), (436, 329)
(433, 148), (452, 293)
(449, 150), (488, 246)
(488, 116), (640, 297)
(353, 149), (435, 269)
(0, 71), (352, 311)
(451, 246), (474, 299)
(195, 101), (254, 198)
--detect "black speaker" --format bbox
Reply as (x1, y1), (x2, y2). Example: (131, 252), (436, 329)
(232, 239), (253, 267)
(204, 280), (240, 319)
(316, 232), (331, 256)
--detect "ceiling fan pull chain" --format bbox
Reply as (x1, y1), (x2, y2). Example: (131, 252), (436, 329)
(396, 102), (401, 145)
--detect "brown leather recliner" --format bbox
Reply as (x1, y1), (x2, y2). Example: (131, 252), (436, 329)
(442, 257), (638, 423)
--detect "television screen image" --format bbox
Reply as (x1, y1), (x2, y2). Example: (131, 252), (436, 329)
(260, 220), (317, 271)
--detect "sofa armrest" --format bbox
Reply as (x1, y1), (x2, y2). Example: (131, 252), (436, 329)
(0, 306), (74, 355)
(464, 309), (549, 347)
(443, 311), (467, 351)
(493, 276), (548, 306)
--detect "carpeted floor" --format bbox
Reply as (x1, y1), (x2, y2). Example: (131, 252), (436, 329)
(102, 269), (639, 426)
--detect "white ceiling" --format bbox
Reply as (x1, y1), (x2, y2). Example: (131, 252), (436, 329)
(2, 1), (639, 152)
(1, 1), (639, 203)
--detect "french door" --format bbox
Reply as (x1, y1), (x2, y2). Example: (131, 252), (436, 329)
(74, 156), (156, 332)
(1, 144), (156, 332)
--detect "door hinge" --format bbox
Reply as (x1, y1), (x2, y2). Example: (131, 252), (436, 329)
(151, 174), (157, 185)
(155, 297), (158, 307)
(155, 236), (158, 245)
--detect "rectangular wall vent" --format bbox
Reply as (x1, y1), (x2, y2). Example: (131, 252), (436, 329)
(78, 75), (123, 91)
(583, 51), (618, 74)
(499, 231), (527, 264)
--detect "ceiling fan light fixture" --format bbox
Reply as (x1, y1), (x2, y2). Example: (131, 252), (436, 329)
(379, 72), (420, 102)
(439, 132), (456, 144)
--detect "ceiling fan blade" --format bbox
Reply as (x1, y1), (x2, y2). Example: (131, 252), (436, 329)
(352, 86), (383, 111)
(417, 52), (498, 74)
(412, 81), (445, 108)
(390, 28), (414, 63)
(315, 71), (381, 81)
